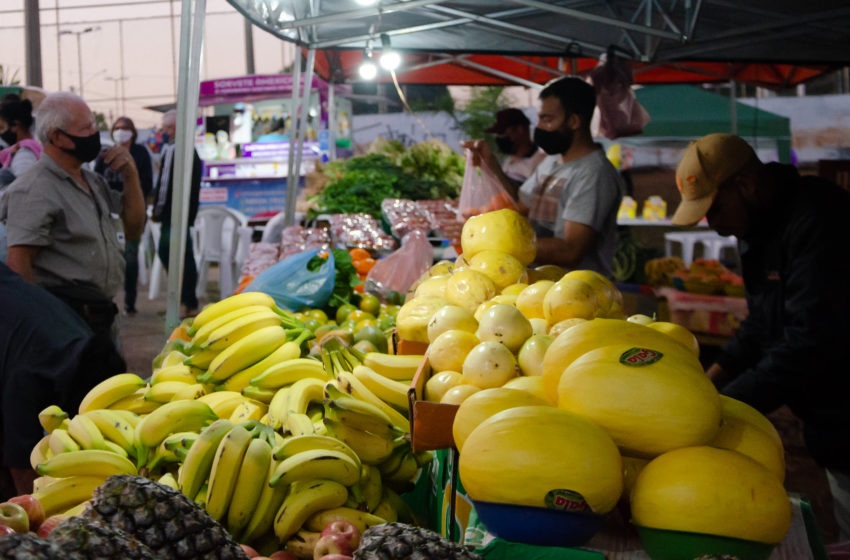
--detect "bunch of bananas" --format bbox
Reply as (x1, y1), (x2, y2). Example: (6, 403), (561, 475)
(28, 291), (432, 553)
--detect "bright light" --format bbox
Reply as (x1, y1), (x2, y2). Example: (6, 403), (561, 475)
(379, 50), (401, 71)
(359, 61), (378, 80)
(355, 0), (377, 5)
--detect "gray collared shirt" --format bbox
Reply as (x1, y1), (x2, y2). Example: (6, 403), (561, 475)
(0, 153), (125, 298)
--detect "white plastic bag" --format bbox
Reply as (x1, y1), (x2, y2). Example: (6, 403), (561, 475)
(589, 51), (650, 140)
(458, 150), (518, 220)
(365, 230), (434, 301)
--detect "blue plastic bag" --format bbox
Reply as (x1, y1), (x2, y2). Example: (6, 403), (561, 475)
(245, 249), (335, 311)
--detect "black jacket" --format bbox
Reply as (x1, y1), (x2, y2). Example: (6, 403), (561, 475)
(152, 145), (202, 228)
(94, 143), (154, 199)
(718, 163), (850, 469)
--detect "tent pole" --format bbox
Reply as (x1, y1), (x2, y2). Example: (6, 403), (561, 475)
(273, 0), (447, 31)
(284, 52), (302, 227)
(166, 0), (205, 332)
(328, 80), (337, 161)
(292, 48), (317, 215)
(457, 58), (544, 89)
(729, 79), (738, 136)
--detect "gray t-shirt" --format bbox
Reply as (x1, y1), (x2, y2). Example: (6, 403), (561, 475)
(518, 149), (623, 277)
(0, 153), (125, 298)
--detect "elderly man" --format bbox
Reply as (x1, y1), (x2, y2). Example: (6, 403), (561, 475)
(0, 91), (145, 343)
(672, 133), (850, 540)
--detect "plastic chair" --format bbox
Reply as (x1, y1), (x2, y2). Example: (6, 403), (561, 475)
(260, 211), (287, 244)
(147, 221), (166, 300)
(194, 206), (252, 299)
(664, 231), (737, 266)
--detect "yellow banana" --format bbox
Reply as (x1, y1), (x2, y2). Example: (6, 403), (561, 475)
(155, 350), (190, 369)
(304, 507), (386, 533)
(158, 472), (179, 490)
(227, 437), (272, 534)
(284, 413), (315, 437)
(229, 399), (268, 423)
(67, 414), (108, 450)
(30, 435), (52, 470)
(361, 464), (383, 513)
(78, 373), (146, 413)
(380, 486), (414, 523)
(189, 292), (276, 335)
(385, 449), (419, 483)
(38, 405), (69, 433)
(250, 358), (327, 390)
(107, 389), (161, 414)
(135, 400), (217, 449)
(204, 326), (288, 383)
(184, 348), (219, 370)
(286, 377), (327, 415)
(145, 380), (194, 403)
(48, 428), (80, 455)
(171, 383), (208, 402)
(205, 423), (253, 521)
(63, 500), (91, 517)
(353, 365), (410, 411)
(284, 530), (321, 560)
(193, 483), (209, 507)
(335, 372), (409, 431)
(363, 352), (424, 380)
(377, 445), (408, 476)
(273, 479), (348, 541)
(190, 304), (278, 347)
(36, 449), (137, 477)
(33, 475), (107, 517)
(178, 419), (233, 500)
(151, 364), (200, 385)
(84, 409), (136, 454)
(241, 385), (276, 404)
(324, 419), (399, 465)
(109, 409), (141, 427)
(197, 391), (244, 418)
(202, 310), (282, 352)
(269, 448), (360, 488)
(222, 334), (309, 392)
(324, 385), (398, 437)
(163, 431), (201, 454)
(32, 476), (57, 494)
(273, 434), (361, 470)
(103, 440), (129, 458)
(373, 499), (399, 523)
(240, 457), (288, 544)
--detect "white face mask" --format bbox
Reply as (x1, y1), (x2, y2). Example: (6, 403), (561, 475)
(113, 129), (133, 144)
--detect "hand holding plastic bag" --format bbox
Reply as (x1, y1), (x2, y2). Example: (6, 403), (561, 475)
(458, 149), (518, 219)
(244, 249), (335, 311)
(365, 230), (434, 301)
(589, 50), (650, 140)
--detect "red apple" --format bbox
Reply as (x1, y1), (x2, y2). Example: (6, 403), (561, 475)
(321, 521), (360, 551)
(0, 524), (16, 536)
(317, 555), (352, 560)
(269, 552), (298, 560)
(314, 534), (358, 560)
(36, 515), (66, 538)
(0, 502), (29, 533)
(240, 544), (260, 557)
(8, 495), (45, 529)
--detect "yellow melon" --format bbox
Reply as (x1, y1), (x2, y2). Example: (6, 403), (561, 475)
(468, 250), (528, 291)
(543, 277), (598, 324)
(631, 446), (791, 543)
(461, 209), (537, 265)
(712, 398), (785, 482)
(515, 280), (555, 320)
(414, 276), (450, 299)
(502, 376), (553, 404)
(460, 406), (623, 513)
(563, 270), (620, 317)
(646, 321), (700, 357)
(452, 388), (548, 452)
(445, 269), (498, 314)
(719, 396), (782, 447)
(501, 283), (528, 296)
(396, 297), (451, 343)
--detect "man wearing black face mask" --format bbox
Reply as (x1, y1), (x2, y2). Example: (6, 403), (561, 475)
(0, 92), (145, 344)
(486, 108), (546, 185)
(462, 77), (622, 277)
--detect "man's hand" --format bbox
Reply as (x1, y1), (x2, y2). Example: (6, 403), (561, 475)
(101, 145), (137, 174)
(460, 139), (495, 169)
(705, 363), (731, 389)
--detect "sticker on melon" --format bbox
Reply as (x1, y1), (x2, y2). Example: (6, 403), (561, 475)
(619, 348), (663, 367)
(545, 489), (591, 513)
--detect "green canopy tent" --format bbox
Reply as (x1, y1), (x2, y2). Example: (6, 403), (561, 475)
(633, 85), (792, 163)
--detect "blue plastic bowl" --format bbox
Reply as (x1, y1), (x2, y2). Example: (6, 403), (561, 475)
(472, 500), (605, 548)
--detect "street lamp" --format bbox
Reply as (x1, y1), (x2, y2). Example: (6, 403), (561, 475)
(59, 26), (101, 97)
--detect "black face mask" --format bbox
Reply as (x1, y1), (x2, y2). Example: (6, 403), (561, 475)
(1, 128), (16, 147)
(57, 129), (102, 163)
(495, 135), (515, 155)
(534, 125), (575, 156)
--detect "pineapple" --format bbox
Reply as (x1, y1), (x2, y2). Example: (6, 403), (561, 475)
(0, 533), (60, 559)
(86, 475), (249, 560)
(49, 515), (156, 559)
(354, 523), (483, 560)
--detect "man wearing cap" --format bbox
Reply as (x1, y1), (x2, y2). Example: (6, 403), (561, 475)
(672, 133), (850, 540)
(462, 77), (623, 276)
(486, 108), (546, 185)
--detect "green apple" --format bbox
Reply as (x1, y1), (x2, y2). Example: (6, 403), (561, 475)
(0, 502), (30, 533)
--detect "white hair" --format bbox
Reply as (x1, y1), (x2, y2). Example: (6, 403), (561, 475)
(35, 91), (86, 144)
(161, 109), (177, 127)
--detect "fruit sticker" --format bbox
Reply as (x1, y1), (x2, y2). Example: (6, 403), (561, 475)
(545, 489), (592, 513)
(619, 347), (663, 367)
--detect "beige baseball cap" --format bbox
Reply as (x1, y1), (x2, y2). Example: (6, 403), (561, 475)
(671, 133), (757, 226)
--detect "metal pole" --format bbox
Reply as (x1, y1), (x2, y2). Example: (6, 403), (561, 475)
(119, 20), (126, 114)
(166, 0), (206, 332)
(244, 18), (256, 74)
(56, 2), (62, 90)
(292, 47), (316, 200)
(24, 0), (43, 87)
(328, 81), (337, 161)
(284, 53), (302, 227)
(170, 0), (178, 96)
(77, 33), (84, 97)
(729, 79), (737, 136)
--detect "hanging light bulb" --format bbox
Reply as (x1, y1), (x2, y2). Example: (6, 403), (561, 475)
(355, 0), (377, 5)
(359, 46), (378, 80)
(378, 33), (401, 71)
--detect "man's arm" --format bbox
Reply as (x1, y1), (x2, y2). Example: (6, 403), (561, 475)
(5, 245), (39, 282)
(102, 146), (145, 240)
(535, 220), (598, 268)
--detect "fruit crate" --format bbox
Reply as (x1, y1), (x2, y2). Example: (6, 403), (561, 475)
(407, 354), (459, 452)
(390, 329), (430, 356)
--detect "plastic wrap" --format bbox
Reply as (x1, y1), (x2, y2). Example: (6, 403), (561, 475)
(458, 150), (518, 219)
(381, 198), (432, 238)
(417, 199), (463, 241)
(237, 242), (280, 285)
(328, 213), (397, 252)
(365, 230), (434, 301)
(280, 225), (332, 260)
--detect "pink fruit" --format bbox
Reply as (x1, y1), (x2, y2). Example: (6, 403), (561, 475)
(321, 520), (360, 551)
(241, 544), (260, 557)
(36, 515), (66, 538)
(0, 502), (29, 533)
(317, 556), (352, 560)
(8, 495), (45, 530)
(269, 552), (298, 560)
(314, 534), (357, 559)
(0, 525), (16, 536)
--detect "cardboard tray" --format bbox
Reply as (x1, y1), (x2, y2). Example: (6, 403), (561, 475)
(407, 354), (460, 452)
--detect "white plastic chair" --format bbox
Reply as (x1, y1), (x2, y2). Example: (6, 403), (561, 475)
(260, 211), (287, 244)
(664, 231), (738, 266)
(147, 221), (166, 300)
(194, 206), (252, 299)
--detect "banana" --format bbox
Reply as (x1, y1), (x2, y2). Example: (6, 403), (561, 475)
(197, 391), (244, 418)
(373, 499), (399, 523)
(107, 389), (161, 414)
(286, 377), (327, 415)
(190, 304), (278, 347)
(381, 486), (415, 523)
(156, 350), (190, 369)
(241, 385), (276, 404)
(353, 365), (411, 411)
(38, 405), (69, 433)
(273, 479), (348, 541)
(109, 409), (141, 427)
(158, 472), (179, 490)
(67, 414), (108, 450)
(202, 310), (282, 352)
(135, 400), (217, 449)
(36, 449), (137, 477)
(30, 435), (52, 470)
(33, 475), (107, 517)
(363, 352), (424, 380)
(32, 476), (56, 495)
(324, 385), (398, 437)
(265, 387), (290, 431)
(324, 420), (399, 465)
(147, 439), (181, 472)
(250, 358), (327, 390)
(284, 413), (315, 437)
(184, 348), (219, 369)
(151, 364), (200, 385)
(84, 409), (136, 455)
(226, 437), (272, 534)
(269, 448), (360, 488)
(304, 507), (387, 533)
(189, 292), (276, 335)
(63, 500), (91, 518)
(193, 482), (209, 507)
(385, 449), (420, 483)
(285, 530), (321, 560)
(172, 382), (208, 401)
(205, 423), (253, 521)
(377, 444), (408, 477)
(48, 428), (80, 455)
(203, 326), (289, 383)
(361, 464), (383, 513)
(335, 372), (410, 432)
(222, 330), (313, 392)
(145, 380), (194, 403)
(178, 419), (233, 500)
(163, 431), (201, 454)
(240, 457), (288, 544)
(78, 373), (147, 413)
(103, 440), (129, 458)
(229, 399), (268, 423)
(273, 434), (361, 470)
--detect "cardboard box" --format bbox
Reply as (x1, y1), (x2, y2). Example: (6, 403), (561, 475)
(407, 355), (460, 452)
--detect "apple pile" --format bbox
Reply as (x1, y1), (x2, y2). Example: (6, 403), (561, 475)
(240, 520), (360, 559)
(0, 494), (52, 537)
